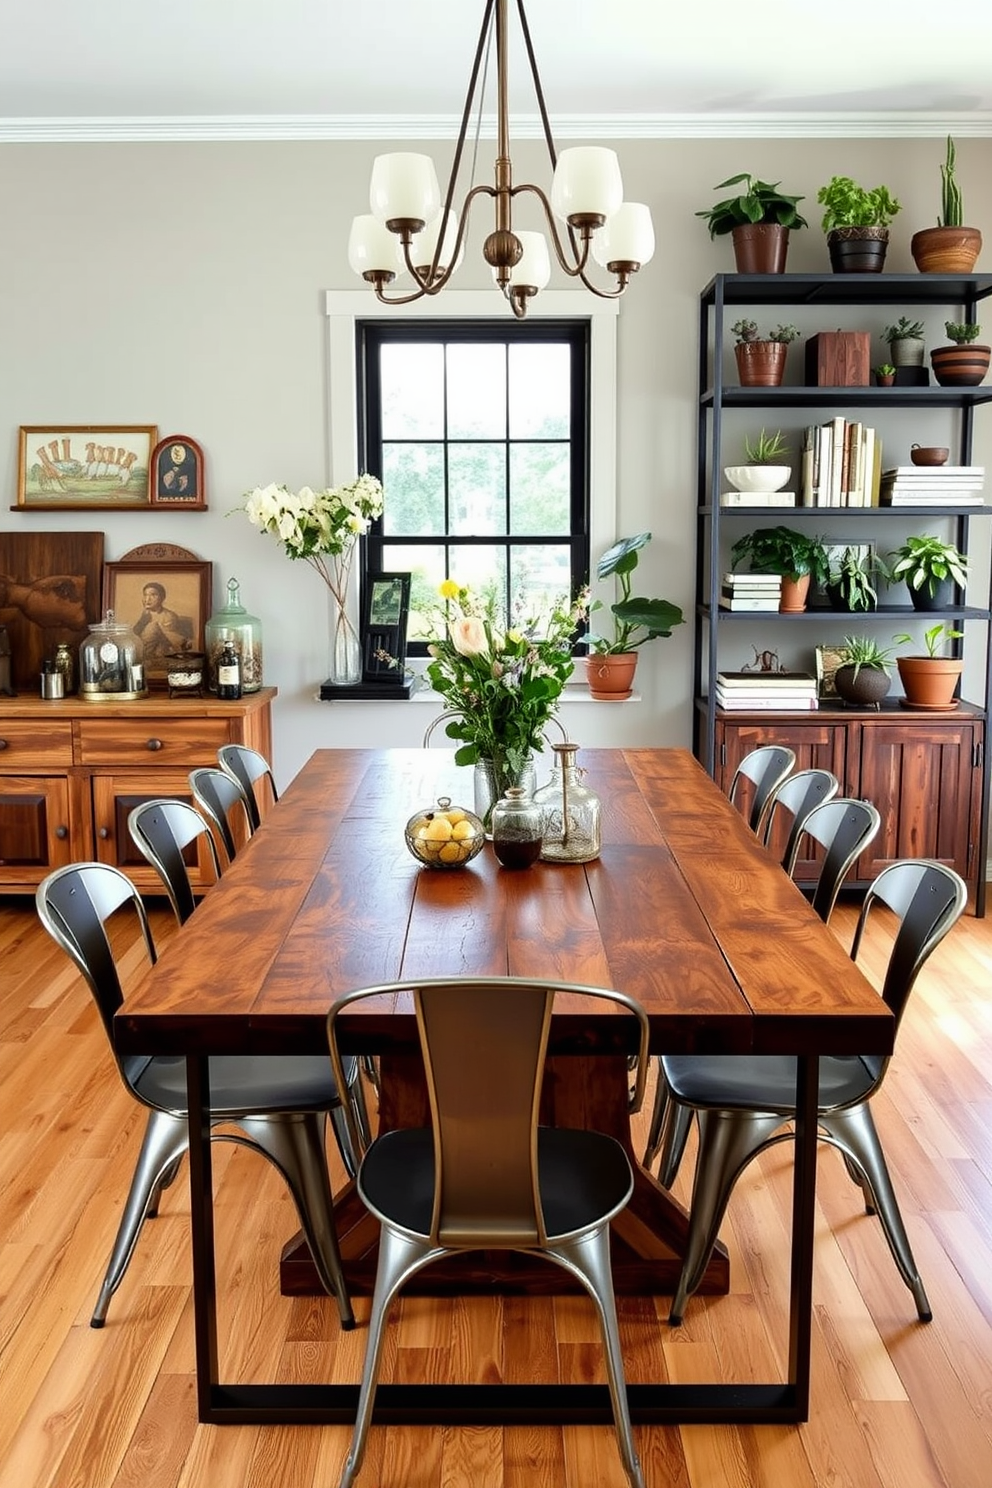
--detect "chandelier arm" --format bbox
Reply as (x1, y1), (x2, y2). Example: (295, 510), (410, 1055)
(515, 0), (559, 172)
(512, 182), (594, 278)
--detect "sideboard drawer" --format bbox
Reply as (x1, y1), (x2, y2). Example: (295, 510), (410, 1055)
(0, 720), (74, 766)
(75, 715), (231, 766)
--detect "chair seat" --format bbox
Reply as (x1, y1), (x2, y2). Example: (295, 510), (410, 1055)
(359, 1126), (634, 1242)
(134, 1053), (356, 1117)
(662, 1053), (878, 1115)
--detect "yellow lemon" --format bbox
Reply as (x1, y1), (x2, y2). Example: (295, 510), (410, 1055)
(424, 816), (453, 841)
(444, 808), (467, 824)
(438, 841), (464, 863)
(416, 825), (430, 840)
(451, 819), (475, 840)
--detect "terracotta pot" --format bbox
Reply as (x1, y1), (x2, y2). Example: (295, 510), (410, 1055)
(734, 340), (787, 387)
(930, 343), (991, 388)
(779, 574), (810, 613)
(731, 223), (790, 274)
(875, 373), (895, 387)
(897, 655), (964, 709)
(584, 652), (638, 701)
(826, 226), (889, 273)
(834, 664), (891, 707)
(911, 225), (982, 274)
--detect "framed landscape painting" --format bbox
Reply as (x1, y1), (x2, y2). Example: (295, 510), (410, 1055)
(17, 426), (157, 510)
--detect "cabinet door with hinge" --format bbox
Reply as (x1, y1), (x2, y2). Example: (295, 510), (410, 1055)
(90, 771), (221, 894)
(856, 716), (983, 883)
(0, 775), (75, 887)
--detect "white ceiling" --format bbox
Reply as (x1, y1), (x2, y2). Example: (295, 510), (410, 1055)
(2, 0), (991, 141)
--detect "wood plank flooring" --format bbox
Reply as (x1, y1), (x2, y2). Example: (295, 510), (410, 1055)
(1, 892), (991, 1488)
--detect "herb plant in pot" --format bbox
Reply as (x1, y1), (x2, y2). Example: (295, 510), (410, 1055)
(724, 428), (791, 495)
(893, 623), (965, 709)
(730, 526), (829, 613)
(882, 316), (925, 369)
(584, 532), (685, 700)
(930, 321), (991, 388)
(826, 546), (890, 612)
(911, 136), (983, 275)
(696, 173), (808, 273)
(817, 176), (901, 272)
(833, 635), (896, 707)
(889, 535), (968, 612)
(731, 320), (800, 388)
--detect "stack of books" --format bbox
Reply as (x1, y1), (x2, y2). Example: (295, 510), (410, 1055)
(719, 572), (782, 611)
(879, 465), (985, 506)
(715, 671), (819, 711)
(798, 417), (881, 507)
(720, 490), (796, 508)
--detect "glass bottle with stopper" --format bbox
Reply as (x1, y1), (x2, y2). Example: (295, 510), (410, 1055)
(491, 786), (544, 869)
(533, 741), (601, 863)
(204, 577), (263, 693)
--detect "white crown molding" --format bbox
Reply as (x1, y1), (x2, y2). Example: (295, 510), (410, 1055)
(2, 111), (991, 145)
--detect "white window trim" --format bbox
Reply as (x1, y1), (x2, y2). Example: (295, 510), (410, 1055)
(324, 290), (619, 572)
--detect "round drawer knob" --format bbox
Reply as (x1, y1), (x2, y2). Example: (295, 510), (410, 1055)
(146, 737), (164, 752)
(98, 827), (110, 840)
(0, 738), (7, 750)
(55, 826), (69, 840)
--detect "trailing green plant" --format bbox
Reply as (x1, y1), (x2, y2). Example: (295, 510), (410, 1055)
(696, 174), (808, 237)
(940, 135), (963, 228)
(889, 535), (968, 596)
(731, 319), (799, 344)
(944, 320), (982, 345)
(882, 316), (925, 342)
(893, 622), (965, 658)
(817, 176), (902, 230)
(742, 428), (789, 463)
(731, 526), (829, 585)
(586, 532), (685, 655)
(839, 634), (897, 678)
(829, 547), (891, 612)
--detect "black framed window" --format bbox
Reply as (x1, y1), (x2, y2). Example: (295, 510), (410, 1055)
(358, 319), (590, 654)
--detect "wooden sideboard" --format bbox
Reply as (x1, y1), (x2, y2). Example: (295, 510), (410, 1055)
(0, 687), (275, 894)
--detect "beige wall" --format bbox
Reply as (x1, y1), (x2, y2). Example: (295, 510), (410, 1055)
(1, 135), (990, 784)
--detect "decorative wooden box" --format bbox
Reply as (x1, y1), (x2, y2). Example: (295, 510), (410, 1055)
(805, 331), (871, 386)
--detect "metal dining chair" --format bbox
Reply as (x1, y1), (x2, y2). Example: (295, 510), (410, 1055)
(128, 797), (222, 925)
(654, 859), (966, 1327)
(188, 765), (253, 865)
(217, 743), (278, 832)
(762, 766), (840, 867)
(728, 744), (796, 837)
(36, 861), (357, 1329)
(327, 976), (651, 1488)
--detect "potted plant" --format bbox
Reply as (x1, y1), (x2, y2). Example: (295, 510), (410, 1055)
(584, 532), (684, 699)
(893, 622), (965, 708)
(874, 363), (896, 387)
(882, 316), (925, 368)
(730, 526), (829, 613)
(730, 320), (800, 388)
(911, 136), (983, 274)
(816, 175), (901, 273)
(833, 634), (896, 707)
(826, 546), (890, 612)
(889, 534), (968, 611)
(696, 173), (808, 273)
(930, 321), (991, 388)
(724, 428), (791, 494)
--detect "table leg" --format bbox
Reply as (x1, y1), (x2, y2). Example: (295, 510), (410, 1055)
(186, 1055), (219, 1419)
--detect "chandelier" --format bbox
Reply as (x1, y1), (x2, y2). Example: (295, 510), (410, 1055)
(347, 0), (655, 319)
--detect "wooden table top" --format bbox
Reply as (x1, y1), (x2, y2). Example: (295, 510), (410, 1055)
(115, 748), (894, 1061)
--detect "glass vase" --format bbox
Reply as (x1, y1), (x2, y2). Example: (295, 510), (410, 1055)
(326, 543), (362, 687)
(473, 753), (536, 837)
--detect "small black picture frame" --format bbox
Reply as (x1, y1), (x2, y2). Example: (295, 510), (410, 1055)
(362, 572), (410, 682)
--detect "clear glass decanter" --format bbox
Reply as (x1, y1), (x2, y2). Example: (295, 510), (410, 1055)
(533, 741), (601, 863)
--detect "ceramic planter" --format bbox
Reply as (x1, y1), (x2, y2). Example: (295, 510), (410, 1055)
(834, 664), (891, 707)
(930, 343), (991, 387)
(907, 577), (956, 612)
(778, 574), (810, 613)
(826, 226), (889, 273)
(897, 655), (964, 709)
(911, 225), (982, 274)
(734, 341), (787, 387)
(888, 336), (925, 368)
(730, 223), (791, 274)
(584, 652), (638, 700)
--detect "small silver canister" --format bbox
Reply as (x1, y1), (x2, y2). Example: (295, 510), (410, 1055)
(40, 662), (65, 699)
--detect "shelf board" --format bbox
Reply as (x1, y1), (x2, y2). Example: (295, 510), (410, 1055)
(701, 505), (991, 518)
(700, 604), (992, 621)
(694, 695), (986, 720)
(701, 272), (992, 307)
(702, 384), (992, 408)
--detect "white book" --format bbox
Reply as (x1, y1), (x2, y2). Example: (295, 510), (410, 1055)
(718, 597), (782, 611)
(721, 572), (782, 587)
(882, 466), (984, 478)
(717, 671), (816, 688)
(716, 693), (819, 711)
(720, 491), (796, 507)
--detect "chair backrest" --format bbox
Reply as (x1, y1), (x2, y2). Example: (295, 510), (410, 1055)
(851, 860), (967, 1037)
(36, 862), (157, 1090)
(328, 978), (649, 1248)
(217, 744), (278, 832)
(728, 745), (796, 836)
(796, 797), (882, 923)
(128, 798), (221, 925)
(768, 767), (841, 871)
(188, 766), (252, 864)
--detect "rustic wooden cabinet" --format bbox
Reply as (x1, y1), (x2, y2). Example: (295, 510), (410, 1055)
(0, 688), (275, 894)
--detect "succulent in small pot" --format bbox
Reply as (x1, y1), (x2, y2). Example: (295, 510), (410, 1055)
(931, 320), (991, 387)
(724, 428), (791, 493)
(817, 176), (901, 272)
(874, 363), (896, 386)
(696, 173), (807, 273)
(893, 622), (965, 709)
(911, 136), (983, 274)
(882, 316), (926, 368)
(833, 634), (896, 707)
(889, 535), (968, 610)
(731, 526), (829, 612)
(730, 321), (800, 388)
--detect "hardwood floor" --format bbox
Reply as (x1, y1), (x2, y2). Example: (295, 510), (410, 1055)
(1, 891), (991, 1488)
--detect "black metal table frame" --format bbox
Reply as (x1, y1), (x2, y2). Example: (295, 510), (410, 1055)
(186, 1050), (820, 1426)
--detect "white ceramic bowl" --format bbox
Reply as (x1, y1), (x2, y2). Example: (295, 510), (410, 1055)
(724, 464), (791, 494)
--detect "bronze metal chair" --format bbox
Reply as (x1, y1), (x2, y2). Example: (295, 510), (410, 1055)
(656, 860), (966, 1326)
(36, 862), (356, 1329)
(728, 744), (796, 837)
(188, 765), (253, 864)
(327, 977), (650, 1488)
(217, 743), (279, 832)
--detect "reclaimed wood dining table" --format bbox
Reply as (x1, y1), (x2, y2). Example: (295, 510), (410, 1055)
(114, 746), (894, 1427)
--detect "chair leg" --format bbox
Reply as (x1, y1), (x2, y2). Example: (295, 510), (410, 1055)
(237, 1112), (355, 1329)
(657, 1104), (694, 1191)
(146, 1153), (185, 1218)
(642, 1058), (669, 1169)
(338, 1227), (441, 1488)
(822, 1105), (932, 1321)
(92, 1109), (189, 1327)
(669, 1106), (782, 1325)
(547, 1228), (645, 1488)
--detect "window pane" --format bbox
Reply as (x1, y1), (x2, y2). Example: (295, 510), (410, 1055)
(511, 545), (574, 630)
(510, 444), (570, 535)
(446, 544), (506, 609)
(447, 344), (507, 438)
(383, 542), (445, 641)
(381, 344), (444, 439)
(509, 344), (570, 438)
(449, 443), (506, 535)
(382, 445), (445, 535)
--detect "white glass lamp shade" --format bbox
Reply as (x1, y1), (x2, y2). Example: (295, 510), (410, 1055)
(348, 215), (405, 278)
(369, 152), (441, 227)
(495, 231), (551, 291)
(411, 208), (464, 277)
(551, 147), (623, 223)
(592, 202), (656, 267)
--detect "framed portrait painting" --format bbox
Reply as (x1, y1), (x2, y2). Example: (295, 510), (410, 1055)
(150, 435), (207, 510)
(103, 556), (212, 688)
(16, 426), (157, 510)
